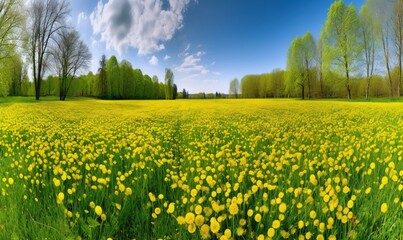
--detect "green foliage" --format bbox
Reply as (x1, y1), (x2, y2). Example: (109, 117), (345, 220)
(120, 60), (134, 99)
(0, 0), (23, 60)
(241, 70), (285, 98)
(133, 69), (144, 99)
(229, 78), (240, 98)
(322, 0), (362, 99)
(106, 56), (121, 99)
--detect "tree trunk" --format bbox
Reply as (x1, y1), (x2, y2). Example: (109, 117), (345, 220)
(399, 56), (402, 97)
(382, 31), (393, 97)
(301, 85), (305, 100)
(345, 58), (351, 99)
(366, 79), (370, 100)
(35, 79), (41, 100)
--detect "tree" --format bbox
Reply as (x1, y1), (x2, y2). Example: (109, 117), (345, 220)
(8, 53), (22, 96)
(393, 0), (403, 96)
(359, 3), (377, 99)
(229, 78), (240, 98)
(133, 69), (143, 99)
(143, 74), (153, 99)
(106, 56), (120, 99)
(0, 0), (22, 60)
(317, 31), (325, 98)
(365, 0), (393, 96)
(286, 36), (306, 99)
(120, 60), (134, 99)
(301, 32), (317, 99)
(52, 29), (91, 100)
(28, 0), (69, 100)
(165, 68), (174, 100)
(97, 54), (107, 98)
(173, 83), (178, 100)
(322, 0), (361, 99)
(152, 75), (159, 99)
(182, 88), (187, 99)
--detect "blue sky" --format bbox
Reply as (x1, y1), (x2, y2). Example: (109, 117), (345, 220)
(71, 0), (365, 94)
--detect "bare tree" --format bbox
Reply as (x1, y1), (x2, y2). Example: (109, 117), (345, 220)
(393, 0), (403, 96)
(360, 3), (377, 100)
(0, 0), (22, 60)
(51, 30), (91, 101)
(28, 0), (69, 100)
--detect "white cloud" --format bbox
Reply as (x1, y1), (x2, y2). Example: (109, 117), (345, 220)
(175, 51), (209, 75)
(90, 0), (191, 55)
(164, 55), (171, 60)
(77, 12), (88, 26)
(178, 43), (190, 57)
(149, 55), (159, 65)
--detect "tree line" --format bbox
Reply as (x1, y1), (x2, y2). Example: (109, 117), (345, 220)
(231, 0), (403, 99)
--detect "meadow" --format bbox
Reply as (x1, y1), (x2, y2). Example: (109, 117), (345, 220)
(0, 99), (402, 240)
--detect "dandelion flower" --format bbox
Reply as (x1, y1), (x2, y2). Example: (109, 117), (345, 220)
(381, 203), (388, 213)
(279, 203), (287, 213)
(95, 205), (103, 216)
(57, 192), (64, 204)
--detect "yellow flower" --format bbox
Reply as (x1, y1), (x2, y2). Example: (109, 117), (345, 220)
(267, 227), (275, 237)
(167, 203), (175, 214)
(328, 235), (337, 240)
(229, 203), (239, 215)
(195, 205), (202, 215)
(95, 205), (103, 216)
(381, 176), (388, 185)
(195, 215), (205, 226)
(53, 178), (60, 187)
(381, 203), (388, 213)
(347, 200), (354, 209)
(309, 210), (316, 219)
(176, 216), (186, 225)
(149, 192), (156, 202)
(236, 227), (244, 236)
(125, 187), (132, 196)
(101, 213), (107, 221)
(224, 229), (232, 238)
(210, 217), (220, 233)
(188, 223), (196, 233)
(118, 183), (125, 192)
(279, 203), (287, 213)
(298, 220), (304, 229)
(272, 219), (280, 229)
(185, 212), (195, 224)
(254, 213), (262, 222)
(200, 224), (210, 239)
(57, 192), (64, 204)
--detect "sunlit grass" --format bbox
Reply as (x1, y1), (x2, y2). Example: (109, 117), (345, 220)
(0, 99), (402, 239)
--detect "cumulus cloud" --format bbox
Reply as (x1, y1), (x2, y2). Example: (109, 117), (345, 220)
(175, 51), (209, 75)
(77, 12), (88, 25)
(90, 0), (190, 55)
(149, 55), (159, 65)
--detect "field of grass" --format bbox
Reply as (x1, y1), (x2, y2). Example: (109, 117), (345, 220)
(0, 99), (402, 239)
